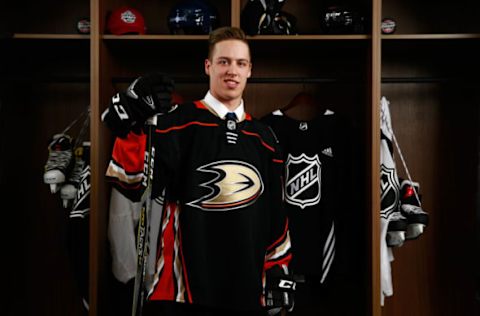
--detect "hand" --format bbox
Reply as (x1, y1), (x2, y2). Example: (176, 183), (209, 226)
(101, 73), (175, 137)
(264, 266), (296, 315)
(101, 92), (139, 138)
(126, 72), (175, 117)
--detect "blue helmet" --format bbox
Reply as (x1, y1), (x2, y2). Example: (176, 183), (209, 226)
(168, 0), (219, 35)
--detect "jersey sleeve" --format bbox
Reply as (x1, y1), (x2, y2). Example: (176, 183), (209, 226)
(106, 130), (147, 201)
(105, 130), (147, 283)
(261, 124), (293, 305)
(265, 131), (291, 268)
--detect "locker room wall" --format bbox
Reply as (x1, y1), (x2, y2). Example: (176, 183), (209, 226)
(1, 0), (480, 316)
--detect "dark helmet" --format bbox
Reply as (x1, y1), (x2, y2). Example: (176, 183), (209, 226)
(241, 0), (265, 35)
(320, 6), (366, 34)
(241, 0), (296, 35)
(167, 0), (219, 35)
(258, 10), (297, 35)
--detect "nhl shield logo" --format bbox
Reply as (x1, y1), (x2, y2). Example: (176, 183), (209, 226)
(380, 164), (399, 218)
(285, 153), (321, 209)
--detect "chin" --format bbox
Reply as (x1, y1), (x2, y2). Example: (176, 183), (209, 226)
(222, 90), (240, 99)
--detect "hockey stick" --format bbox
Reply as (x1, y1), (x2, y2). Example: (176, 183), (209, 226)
(131, 116), (157, 316)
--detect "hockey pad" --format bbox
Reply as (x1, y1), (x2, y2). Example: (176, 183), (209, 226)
(126, 72), (175, 119)
(264, 265), (296, 315)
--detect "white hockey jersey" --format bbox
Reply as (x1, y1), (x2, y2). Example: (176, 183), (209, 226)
(380, 96), (399, 305)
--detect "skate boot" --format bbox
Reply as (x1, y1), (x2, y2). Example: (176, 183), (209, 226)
(386, 211), (408, 247)
(43, 134), (74, 193)
(399, 179), (429, 240)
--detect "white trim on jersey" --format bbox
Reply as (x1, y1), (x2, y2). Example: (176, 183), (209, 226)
(321, 222), (335, 284)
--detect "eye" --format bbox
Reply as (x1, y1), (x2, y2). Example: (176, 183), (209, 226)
(217, 59), (229, 65)
(238, 60), (249, 67)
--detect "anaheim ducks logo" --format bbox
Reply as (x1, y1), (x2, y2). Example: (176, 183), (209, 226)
(187, 160), (264, 211)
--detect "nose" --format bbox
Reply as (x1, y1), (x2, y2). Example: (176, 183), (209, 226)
(226, 63), (238, 76)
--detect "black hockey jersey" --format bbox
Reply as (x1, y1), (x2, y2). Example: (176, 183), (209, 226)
(262, 110), (346, 283)
(107, 100), (291, 311)
(67, 142), (90, 311)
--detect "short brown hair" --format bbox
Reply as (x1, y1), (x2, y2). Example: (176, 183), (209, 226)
(208, 26), (249, 60)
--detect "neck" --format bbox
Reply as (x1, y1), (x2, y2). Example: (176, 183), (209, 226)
(225, 102), (240, 111)
(210, 92), (241, 111)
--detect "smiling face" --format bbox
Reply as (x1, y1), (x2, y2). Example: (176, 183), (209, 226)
(204, 39), (252, 110)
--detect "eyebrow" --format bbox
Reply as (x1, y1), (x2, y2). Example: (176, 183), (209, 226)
(216, 56), (251, 63)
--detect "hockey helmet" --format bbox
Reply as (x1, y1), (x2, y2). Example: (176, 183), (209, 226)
(320, 6), (366, 34)
(258, 10), (297, 35)
(167, 0), (219, 35)
(241, 0), (296, 35)
(241, 0), (266, 35)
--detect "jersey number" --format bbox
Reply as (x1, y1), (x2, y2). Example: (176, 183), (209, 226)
(112, 93), (130, 120)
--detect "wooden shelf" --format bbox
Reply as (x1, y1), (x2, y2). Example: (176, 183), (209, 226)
(248, 34), (370, 40)
(102, 34), (209, 40)
(101, 34), (370, 41)
(14, 33), (480, 41)
(13, 33), (90, 39)
(382, 33), (480, 40)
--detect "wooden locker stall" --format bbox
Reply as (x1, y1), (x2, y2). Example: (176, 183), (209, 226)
(1, 1), (90, 316)
(380, 0), (480, 315)
(90, 0), (375, 315)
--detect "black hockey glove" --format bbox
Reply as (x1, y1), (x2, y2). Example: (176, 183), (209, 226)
(101, 92), (140, 138)
(126, 72), (175, 118)
(264, 265), (296, 315)
(101, 73), (175, 138)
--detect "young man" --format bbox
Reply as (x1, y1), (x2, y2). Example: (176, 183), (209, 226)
(103, 27), (294, 316)
(204, 26), (252, 110)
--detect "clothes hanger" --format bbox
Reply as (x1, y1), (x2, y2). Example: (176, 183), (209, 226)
(281, 89), (322, 121)
(281, 91), (316, 112)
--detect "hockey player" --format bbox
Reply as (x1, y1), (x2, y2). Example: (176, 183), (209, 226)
(102, 26), (294, 316)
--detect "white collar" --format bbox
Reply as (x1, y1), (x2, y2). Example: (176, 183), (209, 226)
(203, 91), (245, 121)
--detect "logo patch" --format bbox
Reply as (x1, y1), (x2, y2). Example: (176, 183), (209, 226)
(142, 95), (155, 110)
(321, 147), (333, 157)
(285, 154), (321, 209)
(380, 164), (399, 218)
(227, 120), (236, 130)
(121, 10), (137, 24)
(299, 122), (308, 131)
(188, 160), (264, 211)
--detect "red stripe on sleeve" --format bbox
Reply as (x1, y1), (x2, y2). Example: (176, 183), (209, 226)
(263, 253), (292, 271)
(267, 220), (289, 251)
(156, 121), (218, 134)
(241, 130), (275, 152)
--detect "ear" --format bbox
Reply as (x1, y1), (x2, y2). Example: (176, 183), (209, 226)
(204, 59), (211, 76)
(247, 62), (252, 78)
